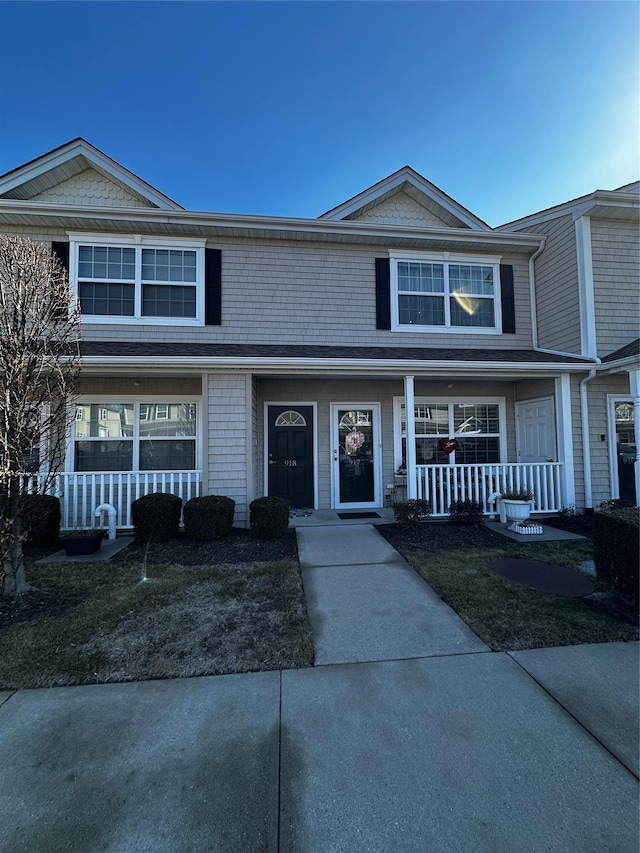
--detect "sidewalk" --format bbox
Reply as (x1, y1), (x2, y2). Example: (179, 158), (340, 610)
(0, 523), (637, 852)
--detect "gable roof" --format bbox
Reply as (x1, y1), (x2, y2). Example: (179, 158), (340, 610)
(318, 166), (491, 231)
(0, 138), (183, 211)
(499, 183), (640, 230)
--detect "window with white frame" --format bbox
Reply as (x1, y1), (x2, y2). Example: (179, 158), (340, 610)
(396, 398), (505, 467)
(69, 235), (205, 324)
(73, 401), (198, 471)
(391, 252), (501, 332)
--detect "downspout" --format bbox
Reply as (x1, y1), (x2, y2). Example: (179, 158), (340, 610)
(528, 237), (600, 511)
(580, 370), (597, 510)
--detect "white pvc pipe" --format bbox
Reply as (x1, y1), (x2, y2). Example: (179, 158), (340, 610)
(94, 503), (117, 540)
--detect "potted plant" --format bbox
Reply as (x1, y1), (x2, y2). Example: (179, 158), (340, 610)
(60, 528), (105, 556)
(499, 488), (534, 526)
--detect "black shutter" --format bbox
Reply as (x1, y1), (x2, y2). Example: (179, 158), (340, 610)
(205, 248), (222, 326)
(375, 258), (391, 330)
(500, 264), (515, 334)
(51, 241), (69, 275)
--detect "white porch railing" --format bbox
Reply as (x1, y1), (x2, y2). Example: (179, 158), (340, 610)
(415, 463), (563, 518)
(24, 471), (202, 530)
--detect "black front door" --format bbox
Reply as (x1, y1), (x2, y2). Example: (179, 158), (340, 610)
(267, 406), (314, 508)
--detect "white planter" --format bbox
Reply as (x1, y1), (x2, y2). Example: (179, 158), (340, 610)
(500, 499), (532, 524)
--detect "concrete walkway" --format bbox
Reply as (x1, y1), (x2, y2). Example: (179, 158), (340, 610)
(297, 524), (488, 664)
(0, 523), (638, 852)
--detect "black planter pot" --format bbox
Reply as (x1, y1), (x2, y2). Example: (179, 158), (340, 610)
(61, 530), (105, 556)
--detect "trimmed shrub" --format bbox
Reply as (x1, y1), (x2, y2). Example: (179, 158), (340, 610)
(392, 499), (432, 526)
(594, 508), (639, 606)
(21, 494), (61, 545)
(131, 491), (182, 545)
(183, 495), (235, 540)
(250, 496), (290, 540)
(448, 499), (483, 526)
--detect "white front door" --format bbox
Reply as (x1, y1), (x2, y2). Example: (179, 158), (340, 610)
(516, 397), (556, 463)
(330, 404), (382, 508)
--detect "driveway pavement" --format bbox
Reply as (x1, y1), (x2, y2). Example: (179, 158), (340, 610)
(0, 523), (637, 852)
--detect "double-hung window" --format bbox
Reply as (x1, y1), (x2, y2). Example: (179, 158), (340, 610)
(69, 234), (206, 324)
(390, 252), (501, 332)
(395, 398), (506, 468)
(73, 401), (199, 471)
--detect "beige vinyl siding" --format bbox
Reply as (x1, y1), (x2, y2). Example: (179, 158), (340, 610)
(206, 373), (251, 526)
(78, 377), (202, 396)
(591, 219), (640, 358)
(256, 377), (517, 509)
(569, 374), (585, 507)
(75, 237), (532, 349)
(516, 216), (581, 353)
(0, 226), (533, 348)
(514, 378), (555, 403)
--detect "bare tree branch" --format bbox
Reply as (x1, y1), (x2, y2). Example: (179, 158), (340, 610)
(0, 235), (81, 595)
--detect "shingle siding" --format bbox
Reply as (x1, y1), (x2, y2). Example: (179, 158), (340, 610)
(349, 191), (451, 227)
(516, 216), (581, 353)
(591, 218), (640, 358)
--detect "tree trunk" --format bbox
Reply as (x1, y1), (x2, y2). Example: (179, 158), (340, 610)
(2, 537), (29, 596)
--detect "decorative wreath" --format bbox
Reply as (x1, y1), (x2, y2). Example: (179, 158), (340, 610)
(439, 437), (458, 453)
(345, 430), (365, 455)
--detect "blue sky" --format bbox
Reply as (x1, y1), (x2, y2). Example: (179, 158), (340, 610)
(0, 1), (637, 225)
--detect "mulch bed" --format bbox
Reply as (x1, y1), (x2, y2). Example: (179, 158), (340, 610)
(378, 520), (507, 551)
(112, 527), (299, 566)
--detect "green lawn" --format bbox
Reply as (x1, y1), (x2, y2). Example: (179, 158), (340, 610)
(0, 553), (314, 690)
(397, 537), (638, 651)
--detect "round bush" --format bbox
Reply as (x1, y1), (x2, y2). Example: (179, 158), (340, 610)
(184, 495), (235, 540)
(21, 494), (61, 544)
(131, 492), (182, 544)
(250, 496), (290, 540)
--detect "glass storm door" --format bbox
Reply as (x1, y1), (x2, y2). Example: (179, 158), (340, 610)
(331, 405), (381, 508)
(267, 406), (314, 509)
(611, 400), (636, 503)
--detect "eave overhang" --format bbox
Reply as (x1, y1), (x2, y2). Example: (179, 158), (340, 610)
(0, 199), (543, 254)
(79, 354), (596, 379)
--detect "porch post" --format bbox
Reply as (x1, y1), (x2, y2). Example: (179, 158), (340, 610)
(404, 375), (417, 499)
(555, 373), (576, 507)
(630, 368), (640, 507)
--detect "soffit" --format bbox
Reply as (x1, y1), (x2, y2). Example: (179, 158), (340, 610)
(0, 200), (543, 255)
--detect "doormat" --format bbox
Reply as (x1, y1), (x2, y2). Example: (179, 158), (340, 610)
(337, 512), (381, 520)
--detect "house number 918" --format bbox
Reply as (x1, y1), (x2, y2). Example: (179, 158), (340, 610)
(284, 460), (297, 466)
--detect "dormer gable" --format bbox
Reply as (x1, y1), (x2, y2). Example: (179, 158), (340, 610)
(0, 138), (183, 210)
(319, 166), (490, 231)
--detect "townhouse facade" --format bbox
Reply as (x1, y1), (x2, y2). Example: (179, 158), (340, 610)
(0, 139), (636, 529)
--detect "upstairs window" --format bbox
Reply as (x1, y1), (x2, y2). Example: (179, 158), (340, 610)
(391, 252), (502, 333)
(69, 235), (205, 324)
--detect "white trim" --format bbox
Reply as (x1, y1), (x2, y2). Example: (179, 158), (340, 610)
(607, 391), (638, 502)
(389, 251), (502, 334)
(0, 139), (183, 210)
(69, 395), (202, 473)
(330, 403), (382, 509)
(319, 166), (491, 230)
(499, 188), (640, 231)
(264, 401), (318, 509)
(554, 374), (575, 507)
(393, 395), (507, 470)
(575, 216), (597, 359)
(68, 234), (206, 326)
